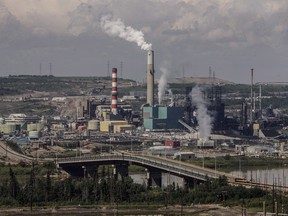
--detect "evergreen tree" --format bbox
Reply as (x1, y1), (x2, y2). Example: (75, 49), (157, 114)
(45, 171), (52, 202)
(8, 165), (20, 199)
(28, 163), (35, 211)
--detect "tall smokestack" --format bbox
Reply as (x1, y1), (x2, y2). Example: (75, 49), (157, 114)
(111, 68), (118, 115)
(250, 68), (254, 123)
(147, 50), (154, 106)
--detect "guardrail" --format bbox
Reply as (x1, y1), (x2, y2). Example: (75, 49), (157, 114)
(57, 154), (236, 181)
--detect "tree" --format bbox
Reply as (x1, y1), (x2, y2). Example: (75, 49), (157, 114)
(45, 171), (52, 202)
(28, 163), (35, 211)
(8, 165), (20, 199)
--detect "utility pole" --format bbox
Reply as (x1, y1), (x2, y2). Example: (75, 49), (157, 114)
(120, 61), (123, 79)
(49, 62), (52, 76)
(107, 61), (110, 77)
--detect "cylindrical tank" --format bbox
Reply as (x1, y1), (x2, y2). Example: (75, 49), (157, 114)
(29, 131), (41, 139)
(0, 118), (4, 124)
(27, 123), (37, 131)
(70, 122), (77, 130)
(36, 123), (44, 131)
(2, 124), (16, 134)
(88, 120), (100, 130)
(27, 123), (44, 132)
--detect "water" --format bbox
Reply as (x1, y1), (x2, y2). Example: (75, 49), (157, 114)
(230, 167), (288, 186)
(131, 167), (288, 188)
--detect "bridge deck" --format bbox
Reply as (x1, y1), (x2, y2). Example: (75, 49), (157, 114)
(57, 154), (288, 191)
(57, 153), (240, 182)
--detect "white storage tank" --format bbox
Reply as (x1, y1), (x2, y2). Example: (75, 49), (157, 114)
(27, 123), (44, 132)
(1, 124), (16, 134)
(88, 120), (99, 130)
(27, 123), (37, 131)
(29, 131), (41, 140)
(0, 118), (4, 124)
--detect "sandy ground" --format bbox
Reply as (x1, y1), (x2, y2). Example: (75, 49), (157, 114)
(0, 204), (262, 216)
(0, 140), (33, 164)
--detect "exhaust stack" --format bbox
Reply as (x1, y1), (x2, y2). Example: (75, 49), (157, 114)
(147, 50), (154, 106)
(111, 68), (118, 115)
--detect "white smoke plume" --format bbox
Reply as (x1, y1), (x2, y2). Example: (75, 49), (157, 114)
(190, 86), (213, 139)
(100, 15), (152, 51)
(158, 66), (171, 105)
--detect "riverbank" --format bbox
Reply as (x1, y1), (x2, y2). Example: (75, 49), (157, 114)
(0, 204), (257, 216)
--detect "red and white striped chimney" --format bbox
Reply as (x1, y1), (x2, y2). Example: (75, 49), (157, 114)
(111, 68), (118, 115)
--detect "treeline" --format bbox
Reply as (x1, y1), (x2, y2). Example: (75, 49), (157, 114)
(188, 155), (288, 172)
(8, 75), (55, 77)
(0, 163), (285, 211)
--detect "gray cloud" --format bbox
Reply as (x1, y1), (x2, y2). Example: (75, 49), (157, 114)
(0, 0), (287, 83)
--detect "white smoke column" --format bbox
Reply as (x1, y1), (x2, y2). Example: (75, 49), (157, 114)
(190, 86), (212, 139)
(100, 15), (152, 51)
(158, 66), (171, 105)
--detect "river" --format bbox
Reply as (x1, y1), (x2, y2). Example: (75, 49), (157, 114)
(230, 167), (288, 186)
(131, 167), (288, 188)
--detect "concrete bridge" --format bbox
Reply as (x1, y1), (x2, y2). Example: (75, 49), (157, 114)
(57, 153), (241, 188)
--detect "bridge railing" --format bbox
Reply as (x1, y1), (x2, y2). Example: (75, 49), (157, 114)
(57, 154), (234, 181)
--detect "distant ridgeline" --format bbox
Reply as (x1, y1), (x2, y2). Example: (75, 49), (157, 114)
(8, 75), (55, 77)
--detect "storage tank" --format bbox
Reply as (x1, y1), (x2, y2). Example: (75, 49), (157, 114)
(88, 120), (100, 130)
(27, 123), (37, 131)
(36, 123), (44, 131)
(1, 124), (16, 134)
(29, 131), (41, 140)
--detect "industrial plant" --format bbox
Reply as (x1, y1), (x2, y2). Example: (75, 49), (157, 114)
(0, 48), (288, 162)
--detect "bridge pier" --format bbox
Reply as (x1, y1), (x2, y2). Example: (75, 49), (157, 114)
(114, 163), (129, 180)
(182, 177), (198, 188)
(85, 165), (98, 178)
(61, 165), (84, 177)
(147, 169), (162, 188)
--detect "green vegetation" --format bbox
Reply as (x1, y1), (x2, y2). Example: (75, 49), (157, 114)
(0, 162), (285, 213)
(6, 140), (24, 155)
(187, 155), (288, 172)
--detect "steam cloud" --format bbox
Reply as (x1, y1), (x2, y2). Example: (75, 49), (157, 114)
(190, 86), (212, 139)
(158, 66), (171, 105)
(100, 15), (152, 51)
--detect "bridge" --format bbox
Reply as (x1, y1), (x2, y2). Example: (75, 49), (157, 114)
(57, 153), (241, 187)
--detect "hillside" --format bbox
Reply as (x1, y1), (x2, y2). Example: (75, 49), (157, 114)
(171, 76), (234, 85)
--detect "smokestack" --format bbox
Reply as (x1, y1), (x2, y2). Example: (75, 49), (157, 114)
(250, 68), (254, 123)
(147, 50), (154, 106)
(111, 68), (118, 115)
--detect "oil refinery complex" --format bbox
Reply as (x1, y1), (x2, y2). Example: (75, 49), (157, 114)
(1, 49), (288, 163)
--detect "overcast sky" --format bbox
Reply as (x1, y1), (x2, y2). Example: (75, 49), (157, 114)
(0, 0), (287, 84)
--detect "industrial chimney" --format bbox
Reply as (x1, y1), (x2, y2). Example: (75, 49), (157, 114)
(111, 68), (118, 115)
(147, 50), (154, 106)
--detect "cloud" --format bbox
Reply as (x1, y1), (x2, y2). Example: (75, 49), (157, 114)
(0, 0), (287, 82)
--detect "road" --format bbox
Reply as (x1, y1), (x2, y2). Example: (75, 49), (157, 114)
(0, 140), (34, 163)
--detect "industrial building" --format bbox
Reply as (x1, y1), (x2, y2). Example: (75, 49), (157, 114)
(143, 106), (185, 130)
(0, 114), (42, 135)
(142, 49), (186, 131)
